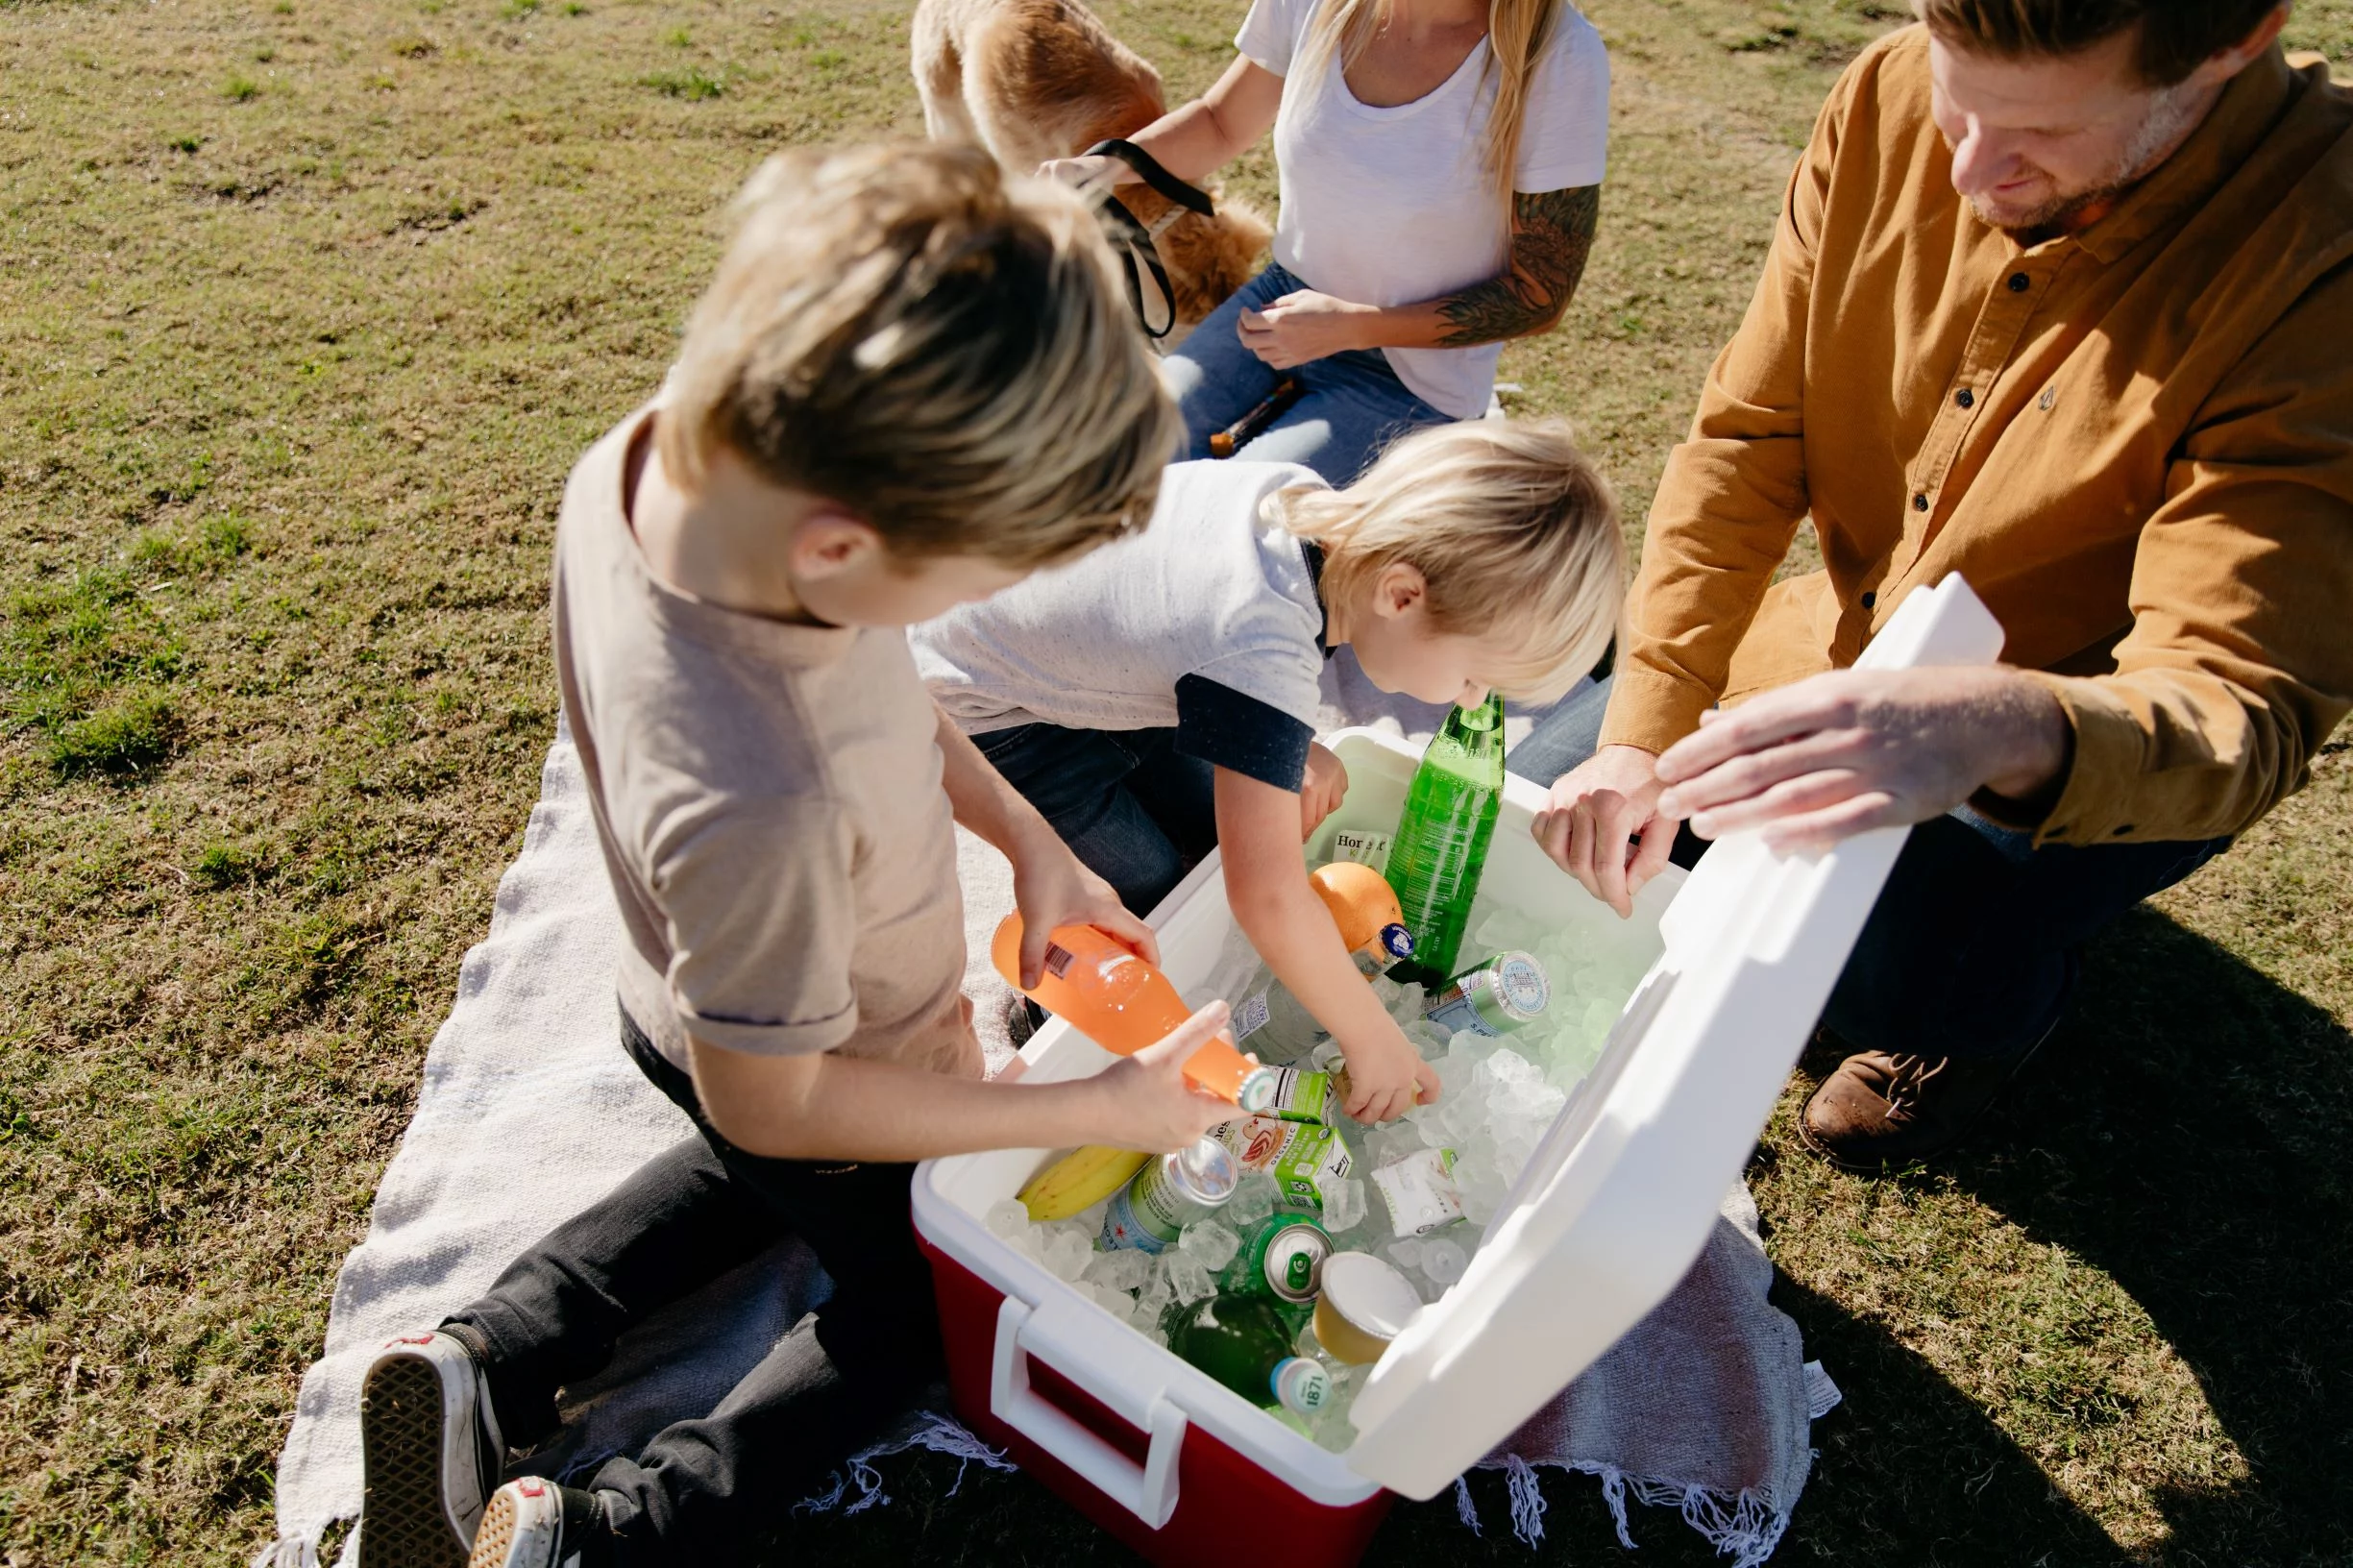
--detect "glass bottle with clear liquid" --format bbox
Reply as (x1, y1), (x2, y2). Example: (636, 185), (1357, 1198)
(1383, 693), (1505, 987)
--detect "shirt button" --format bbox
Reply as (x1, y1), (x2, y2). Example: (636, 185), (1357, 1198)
(1913, 493), (1930, 512)
(1955, 388), (1975, 409)
(2008, 272), (2031, 292)
(1861, 591), (1876, 609)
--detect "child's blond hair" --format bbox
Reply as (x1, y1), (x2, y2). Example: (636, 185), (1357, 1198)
(1269, 419), (1625, 704)
(659, 144), (1180, 567)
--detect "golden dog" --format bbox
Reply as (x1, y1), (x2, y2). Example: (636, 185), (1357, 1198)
(913, 0), (1272, 336)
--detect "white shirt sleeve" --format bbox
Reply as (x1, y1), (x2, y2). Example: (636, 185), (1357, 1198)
(1236, 0), (1311, 78)
(1512, 8), (1612, 192)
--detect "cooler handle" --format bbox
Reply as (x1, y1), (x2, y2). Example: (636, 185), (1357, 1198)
(991, 1294), (1187, 1529)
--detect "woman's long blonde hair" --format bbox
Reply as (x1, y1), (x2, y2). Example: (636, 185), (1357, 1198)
(1291, 0), (1563, 222)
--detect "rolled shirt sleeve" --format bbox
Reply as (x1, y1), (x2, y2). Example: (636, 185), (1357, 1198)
(1596, 66), (1846, 757)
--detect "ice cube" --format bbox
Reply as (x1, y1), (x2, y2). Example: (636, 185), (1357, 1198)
(1135, 1268), (1174, 1324)
(986, 1198), (1031, 1238)
(1227, 1173), (1278, 1227)
(1320, 1175), (1366, 1234)
(1178, 1217), (1241, 1271)
(1044, 1229), (1092, 1282)
(1084, 1247), (1153, 1294)
(1385, 1237), (1425, 1267)
(1310, 1041), (1348, 1074)
(1369, 976), (1403, 1009)
(1164, 1251), (1215, 1303)
(1421, 1237), (1467, 1286)
(1385, 982), (1426, 1027)
(1417, 1116), (1452, 1150)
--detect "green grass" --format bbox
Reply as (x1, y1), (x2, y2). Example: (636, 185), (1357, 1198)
(0, 1), (2346, 1563)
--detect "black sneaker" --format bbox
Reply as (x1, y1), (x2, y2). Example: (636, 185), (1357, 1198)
(467, 1479), (613, 1568)
(358, 1330), (505, 1567)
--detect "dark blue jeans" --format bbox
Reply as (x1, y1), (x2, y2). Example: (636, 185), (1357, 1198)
(1507, 674), (2231, 1061)
(1159, 262), (1453, 485)
(446, 1013), (942, 1564)
(974, 723), (1218, 920)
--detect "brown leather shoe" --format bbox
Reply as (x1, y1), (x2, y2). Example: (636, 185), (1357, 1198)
(1798, 1021), (2057, 1171)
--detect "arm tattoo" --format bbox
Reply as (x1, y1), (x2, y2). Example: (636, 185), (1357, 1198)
(1434, 184), (1601, 348)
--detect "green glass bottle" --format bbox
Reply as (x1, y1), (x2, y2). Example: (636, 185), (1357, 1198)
(1160, 1292), (1331, 1419)
(1384, 693), (1506, 987)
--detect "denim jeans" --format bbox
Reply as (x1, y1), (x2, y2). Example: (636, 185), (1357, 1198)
(1507, 674), (2232, 1061)
(973, 723), (1218, 920)
(445, 1013), (943, 1565)
(1161, 262), (1454, 485)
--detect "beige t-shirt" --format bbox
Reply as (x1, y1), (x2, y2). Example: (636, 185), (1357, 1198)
(551, 404), (978, 1080)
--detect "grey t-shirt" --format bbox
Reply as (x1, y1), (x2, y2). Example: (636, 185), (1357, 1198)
(912, 459), (1332, 790)
(552, 404), (977, 1078)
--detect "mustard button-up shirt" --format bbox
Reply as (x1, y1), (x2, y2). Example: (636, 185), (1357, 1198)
(1602, 29), (2353, 845)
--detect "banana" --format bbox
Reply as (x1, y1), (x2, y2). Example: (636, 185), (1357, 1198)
(1017, 1144), (1152, 1222)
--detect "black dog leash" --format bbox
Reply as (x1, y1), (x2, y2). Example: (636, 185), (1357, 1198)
(1083, 138), (1217, 340)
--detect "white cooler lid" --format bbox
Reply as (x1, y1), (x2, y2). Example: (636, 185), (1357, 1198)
(1344, 575), (2007, 1498)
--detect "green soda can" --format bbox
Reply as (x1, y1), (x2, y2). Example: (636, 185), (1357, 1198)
(1218, 1213), (1333, 1317)
(1424, 951), (1551, 1037)
(1384, 694), (1506, 987)
(1100, 1135), (1238, 1255)
(1257, 1065), (1337, 1126)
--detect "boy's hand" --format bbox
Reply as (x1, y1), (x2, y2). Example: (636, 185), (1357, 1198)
(1337, 1017), (1442, 1123)
(1009, 824), (1160, 990)
(1300, 743), (1349, 839)
(1089, 1001), (1242, 1152)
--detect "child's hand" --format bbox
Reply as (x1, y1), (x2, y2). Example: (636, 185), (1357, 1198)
(1089, 1001), (1241, 1152)
(1009, 826), (1159, 989)
(1300, 743), (1349, 840)
(1338, 1017), (1443, 1123)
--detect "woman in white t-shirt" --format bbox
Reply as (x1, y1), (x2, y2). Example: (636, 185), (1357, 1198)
(1050, 0), (1609, 484)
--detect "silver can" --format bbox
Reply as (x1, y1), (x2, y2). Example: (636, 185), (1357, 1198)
(1099, 1135), (1239, 1254)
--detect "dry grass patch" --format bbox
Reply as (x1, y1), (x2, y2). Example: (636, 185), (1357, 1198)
(1, 0), (2346, 1563)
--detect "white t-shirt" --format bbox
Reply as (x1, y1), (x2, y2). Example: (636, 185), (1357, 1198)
(911, 460), (1334, 791)
(1236, 0), (1610, 418)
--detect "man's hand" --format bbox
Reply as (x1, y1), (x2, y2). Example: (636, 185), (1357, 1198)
(1532, 744), (1674, 919)
(1088, 1001), (1247, 1152)
(1238, 290), (1376, 369)
(1335, 1016), (1442, 1124)
(1300, 742), (1349, 840)
(1654, 666), (2070, 852)
(1009, 822), (1159, 990)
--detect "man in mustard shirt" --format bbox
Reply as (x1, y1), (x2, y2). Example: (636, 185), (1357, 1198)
(1516, 0), (2351, 1167)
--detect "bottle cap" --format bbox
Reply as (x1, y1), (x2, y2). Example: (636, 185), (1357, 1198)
(1235, 1066), (1280, 1115)
(1270, 1356), (1331, 1416)
(1377, 922), (1415, 960)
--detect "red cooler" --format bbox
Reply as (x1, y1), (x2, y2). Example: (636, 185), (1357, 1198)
(916, 579), (2005, 1564)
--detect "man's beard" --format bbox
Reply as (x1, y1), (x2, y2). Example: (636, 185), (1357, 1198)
(1971, 78), (2207, 234)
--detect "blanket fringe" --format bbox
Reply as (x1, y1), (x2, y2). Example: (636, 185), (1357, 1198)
(793, 1411), (1015, 1518)
(1457, 1459), (1792, 1568)
(248, 1532), (321, 1568)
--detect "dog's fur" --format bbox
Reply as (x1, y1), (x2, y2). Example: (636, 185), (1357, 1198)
(913, 0), (1272, 334)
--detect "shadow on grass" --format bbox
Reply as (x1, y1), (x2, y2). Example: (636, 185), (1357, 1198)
(1776, 907), (2353, 1565)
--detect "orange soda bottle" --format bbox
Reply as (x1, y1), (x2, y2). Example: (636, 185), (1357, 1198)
(992, 915), (1279, 1113)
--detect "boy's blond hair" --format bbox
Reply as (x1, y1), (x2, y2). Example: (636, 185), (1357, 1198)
(1269, 419), (1625, 705)
(659, 144), (1180, 567)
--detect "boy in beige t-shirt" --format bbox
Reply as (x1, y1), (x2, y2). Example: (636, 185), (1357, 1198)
(354, 146), (1234, 1568)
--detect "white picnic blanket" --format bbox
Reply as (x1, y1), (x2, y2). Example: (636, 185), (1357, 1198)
(257, 670), (1828, 1567)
